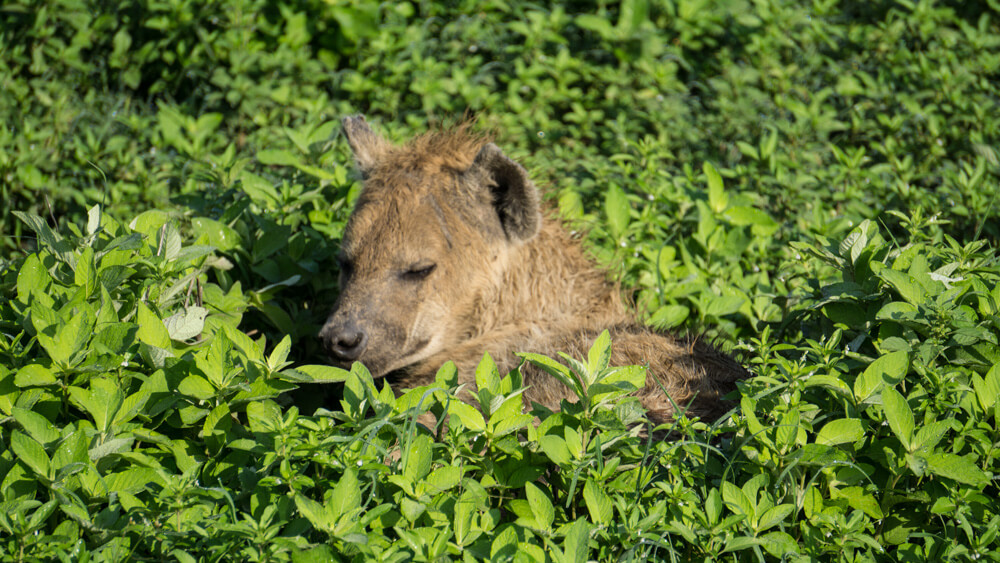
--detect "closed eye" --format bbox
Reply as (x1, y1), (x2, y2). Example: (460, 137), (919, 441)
(401, 262), (436, 281)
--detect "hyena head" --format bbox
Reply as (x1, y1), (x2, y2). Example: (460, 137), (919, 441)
(319, 115), (541, 376)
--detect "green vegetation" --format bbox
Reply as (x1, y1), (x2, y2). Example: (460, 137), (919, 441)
(2, 0), (999, 560)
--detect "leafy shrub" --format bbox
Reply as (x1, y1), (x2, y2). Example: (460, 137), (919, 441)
(2, 0), (999, 560)
(2, 206), (998, 561)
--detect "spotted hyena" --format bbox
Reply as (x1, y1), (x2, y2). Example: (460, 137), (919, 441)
(319, 116), (747, 423)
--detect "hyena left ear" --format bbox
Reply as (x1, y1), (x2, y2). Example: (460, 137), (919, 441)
(469, 143), (541, 242)
(343, 115), (388, 174)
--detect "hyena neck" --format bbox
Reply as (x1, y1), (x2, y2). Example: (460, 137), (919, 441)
(470, 217), (630, 337)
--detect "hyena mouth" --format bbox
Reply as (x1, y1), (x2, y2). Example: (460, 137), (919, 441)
(385, 339), (433, 373)
(323, 338), (432, 378)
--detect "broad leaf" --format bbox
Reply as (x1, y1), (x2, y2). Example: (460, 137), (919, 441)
(815, 418), (864, 446)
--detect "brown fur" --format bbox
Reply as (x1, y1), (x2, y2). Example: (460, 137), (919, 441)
(320, 116), (748, 424)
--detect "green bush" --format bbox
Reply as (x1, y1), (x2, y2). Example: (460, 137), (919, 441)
(1, 0), (999, 560)
(3, 205), (998, 561)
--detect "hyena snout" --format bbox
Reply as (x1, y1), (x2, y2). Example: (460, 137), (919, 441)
(320, 319), (369, 363)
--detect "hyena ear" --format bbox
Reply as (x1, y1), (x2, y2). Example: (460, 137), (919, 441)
(342, 115), (388, 173)
(469, 143), (541, 242)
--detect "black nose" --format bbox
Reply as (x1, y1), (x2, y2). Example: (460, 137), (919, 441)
(322, 323), (369, 362)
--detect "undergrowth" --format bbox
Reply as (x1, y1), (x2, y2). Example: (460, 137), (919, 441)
(1, 0), (999, 561)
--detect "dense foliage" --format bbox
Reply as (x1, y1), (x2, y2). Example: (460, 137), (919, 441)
(1, 0), (998, 561)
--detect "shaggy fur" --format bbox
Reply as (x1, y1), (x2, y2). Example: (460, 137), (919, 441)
(320, 116), (748, 423)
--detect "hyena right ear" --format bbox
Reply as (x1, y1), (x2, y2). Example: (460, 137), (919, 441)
(342, 115), (388, 174)
(469, 143), (541, 242)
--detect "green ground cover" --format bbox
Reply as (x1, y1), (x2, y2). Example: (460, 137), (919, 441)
(1, 0), (999, 560)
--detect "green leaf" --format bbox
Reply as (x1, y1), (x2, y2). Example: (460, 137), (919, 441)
(11, 430), (51, 479)
(398, 498), (425, 523)
(13, 211), (76, 265)
(583, 480), (612, 525)
(12, 407), (60, 446)
(82, 378), (124, 434)
(839, 219), (878, 265)
(525, 482), (554, 531)
(136, 302), (172, 349)
(425, 466), (463, 493)
(722, 536), (762, 553)
(173, 244), (216, 266)
(475, 352), (501, 397)
(489, 412), (532, 438)
(724, 206), (779, 235)
(854, 350), (908, 404)
(403, 434), (433, 483)
(93, 322), (137, 356)
(881, 386), (914, 451)
(191, 217), (241, 252)
(454, 489), (477, 547)
(756, 504), (795, 533)
(448, 401), (485, 432)
(823, 302), (867, 327)
(74, 247), (97, 296)
(14, 364), (57, 388)
(295, 494), (333, 532)
(163, 307), (208, 341)
(342, 363), (375, 417)
(0, 367), (16, 416)
(703, 295), (746, 318)
(16, 253), (51, 304)
(193, 331), (232, 388)
(759, 531), (799, 558)
(178, 375), (216, 401)
(129, 210), (171, 238)
(330, 468), (361, 521)
(246, 401), (283, 434)
(617, 0), (649, 34)
(518, 353), (583, 401)
(721, 481), (754, 519)
(922, 453), (989, 487)
(539, 434), (572, 466)
(835, 487), (883, 519)
(52, 430), (89, 470)
(433, 361), (458, 389)
(704, 161), (728, 213)
(37, 311), (91, 369)
(973, 362), (1000, 412)
(815, 418), (864, 446)
(589, 365), (645, 405)
(157, 223), (182, 262)
(30, 298), (59, 336)
(202, 403), (230, 437)
(286, 364), (350, 383)
(106, 468), (163, 494)
(221, 323), (263, 363)
(268, 335), (292, 371)
(241, 171), (280, 207)
(89, 437), (134, 462)
(576, 14), (615, 38)
(562, 518), (591, 563)
(587, 330), (612, 378)
(874, 265), (926, 305)
(705, 488), (723, 526)
(605, 183), (630, 238)
(257, 149), (304, 167)
(876, 301), (919, 323)
(912, 420), (951, 452)
(649, 304), (689, 329)
(27, 500), (58, 533)
(86, 204), (102, 236)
